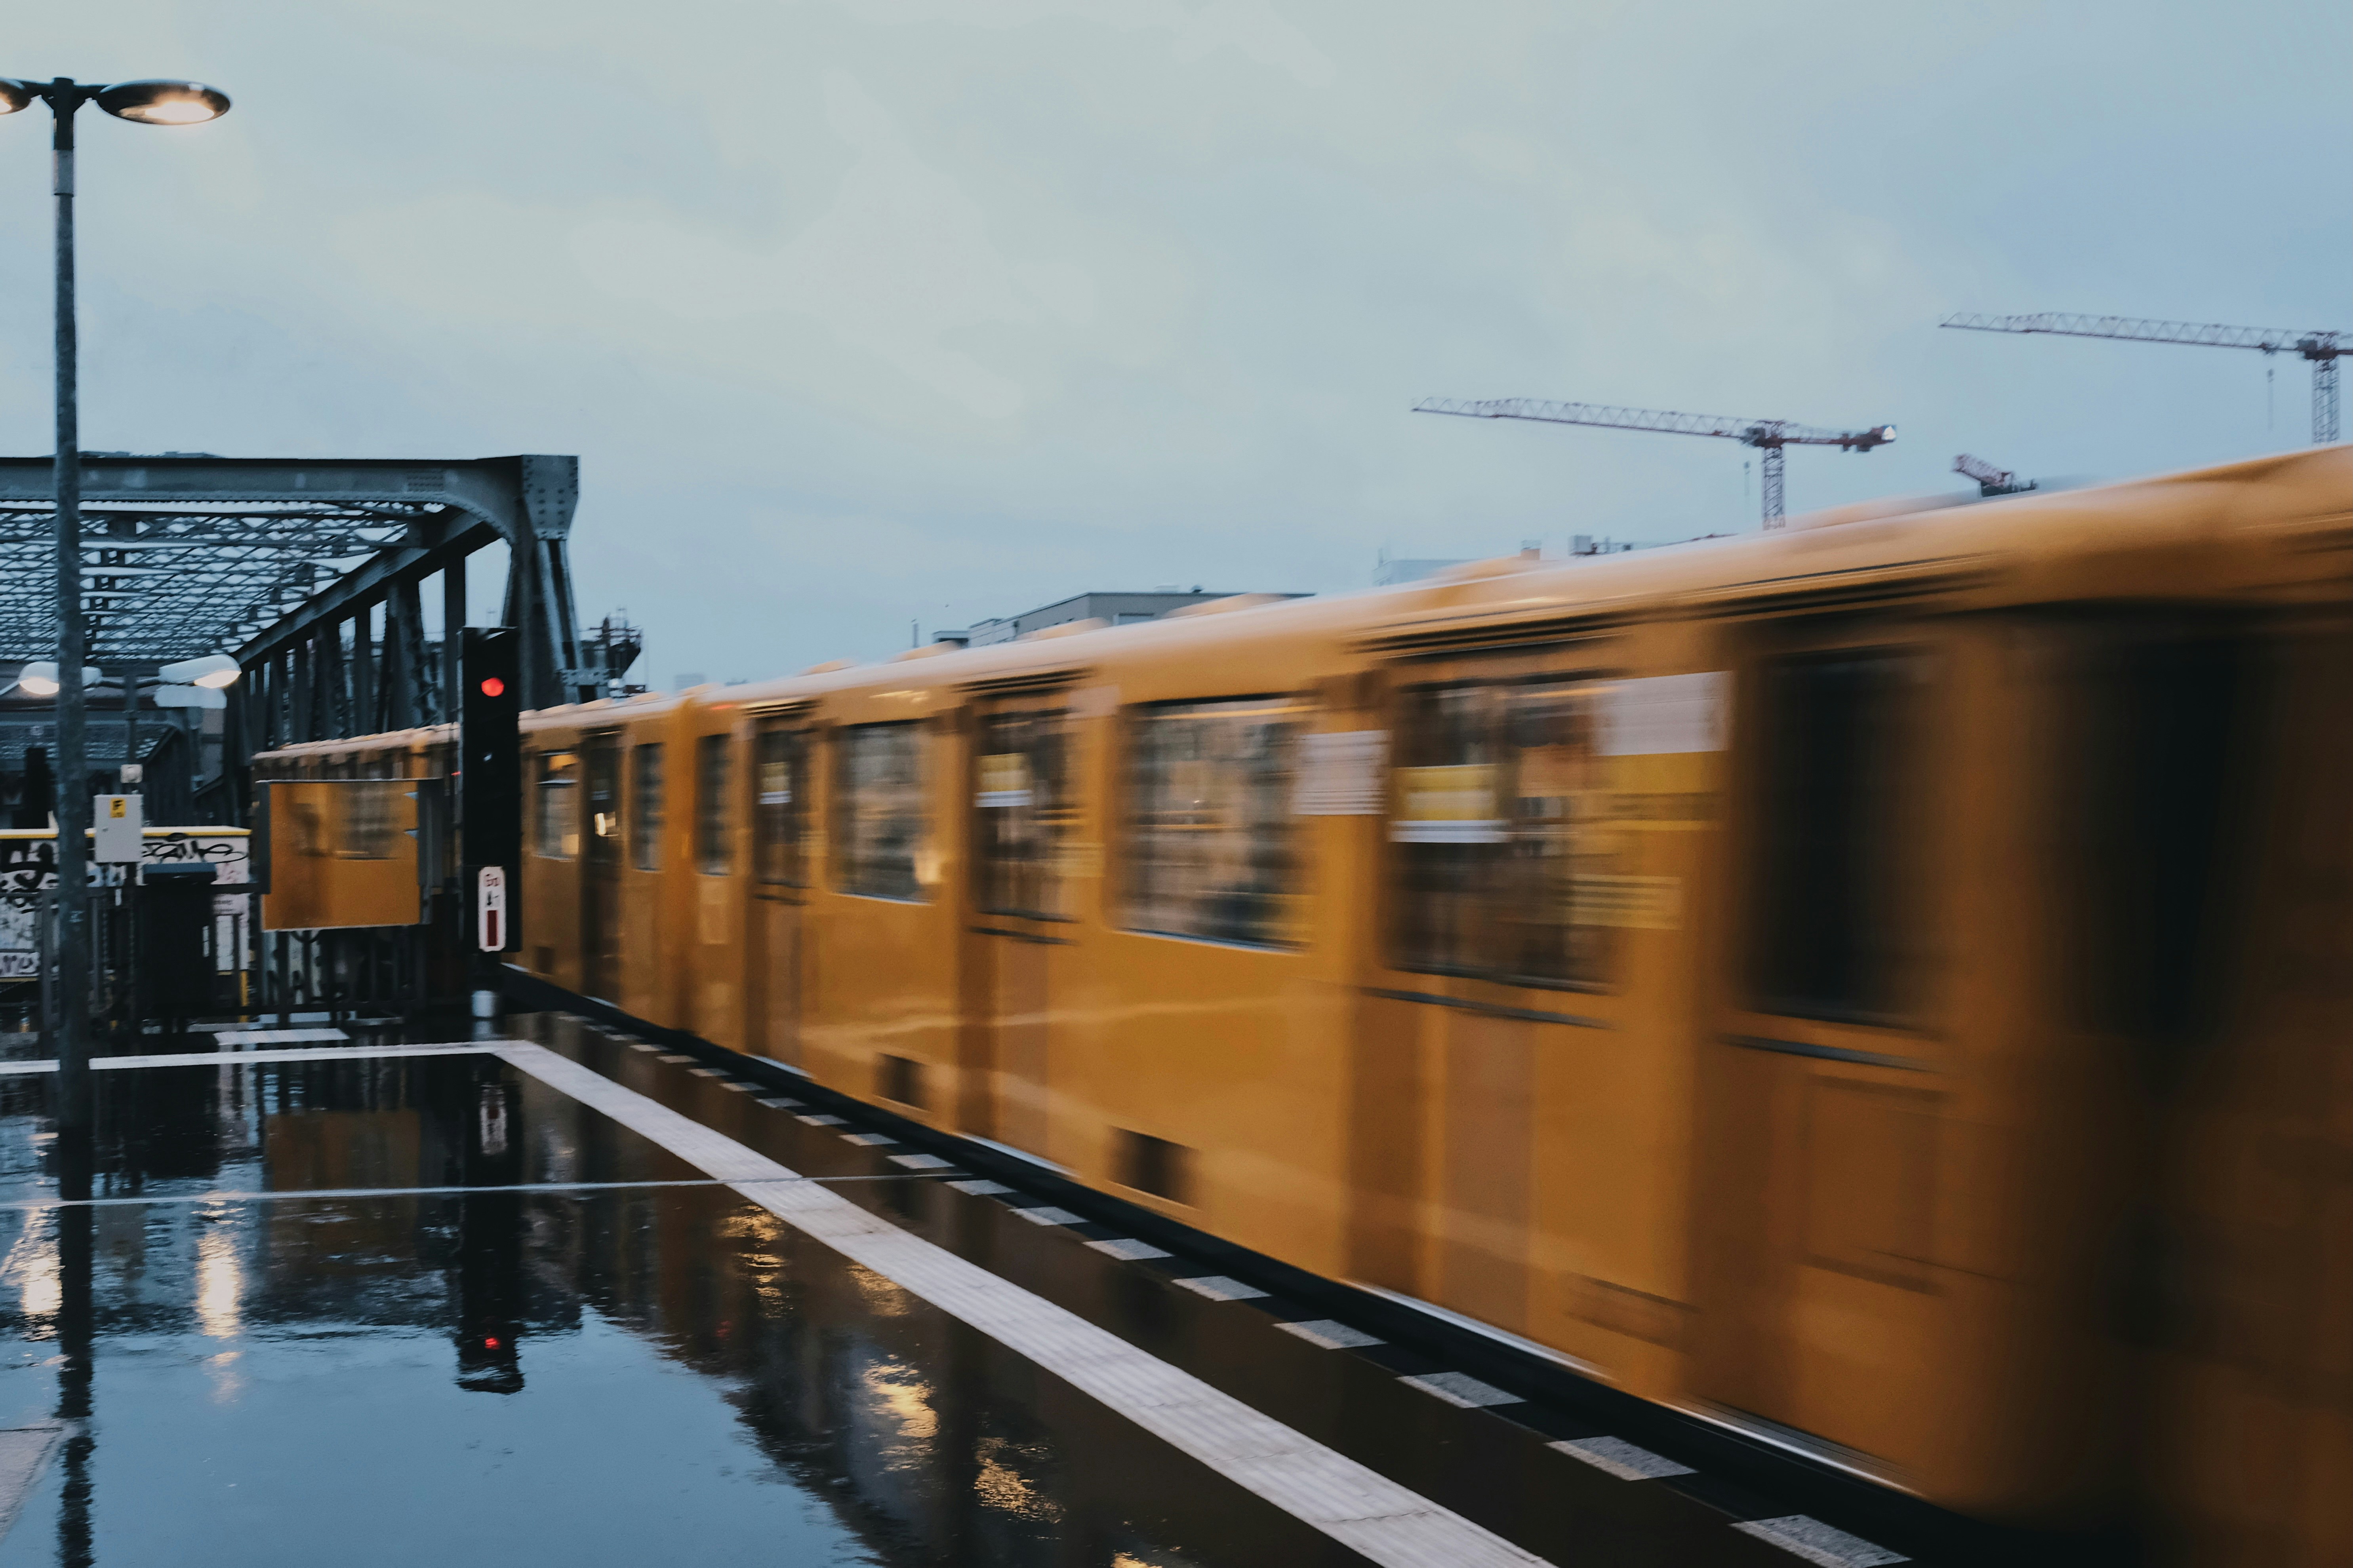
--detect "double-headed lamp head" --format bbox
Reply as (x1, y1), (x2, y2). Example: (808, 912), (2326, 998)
(0, 78), (230, 124)
(159, 652), (241, 688)
(94, 80), (231, 125)
(16, 661), (102, 697)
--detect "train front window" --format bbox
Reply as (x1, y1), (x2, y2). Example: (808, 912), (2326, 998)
(754, 723), (807, 887)
(836, 723), (927, 902)
(695, 734), (733, 875)
(1123, 696), (1304, 949)
(631, 742), (666, 872)
(535, 750), (579, 859)
(1390, 676), (1615, 987)
(1747, 649), (1926, 1024)
(975, 709), (1071, 919)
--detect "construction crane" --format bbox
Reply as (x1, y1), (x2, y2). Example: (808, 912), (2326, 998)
(1413, 398), (1896, 528)
(1954, 453), (2035, 497)
(1941, 313), (2349, 444)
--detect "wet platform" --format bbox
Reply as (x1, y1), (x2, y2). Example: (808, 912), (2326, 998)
(0, 1014), (1924, 1567)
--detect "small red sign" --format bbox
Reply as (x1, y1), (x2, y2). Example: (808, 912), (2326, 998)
(477, 865), (509, 951)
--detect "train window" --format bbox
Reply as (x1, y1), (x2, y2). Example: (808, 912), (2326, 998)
(631, 742), (666, 872)
(586, 744), (622, 868)
(2067, 632), (2256, 1063)
(535, 751), (579, 859)
(753, 723), (807, 887)
(695, 735), (732, 875)
(975, 709), (1071, 919)
(1390, 677), (1615, 987)
(1748, 649), (1926, 1024)
(1123, 696), (1304, 948)
(836, 723), (927, 902)
(337, 780), (403, 860)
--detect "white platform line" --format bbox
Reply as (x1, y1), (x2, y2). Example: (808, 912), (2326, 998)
(495, 1042), (1553, 1568)
(0, 1041), (506, 1077)
(0, 1171), (960, 1212)
(0, 1425), (61, 1548)
(212, 1027), (351, 1047)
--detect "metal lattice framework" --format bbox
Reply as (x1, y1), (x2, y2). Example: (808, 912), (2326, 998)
(0, 454), (604, 820)
(1941, 312), (2349, 444)
(0, 491), (427, 663)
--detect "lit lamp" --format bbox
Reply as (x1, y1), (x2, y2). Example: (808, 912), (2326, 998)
(15, 660), (100, 697)
(154, 653), (242, 710)
(116, 654), (244, 785)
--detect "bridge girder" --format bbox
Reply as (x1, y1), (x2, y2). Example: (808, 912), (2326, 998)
(0, 453), (598, 821)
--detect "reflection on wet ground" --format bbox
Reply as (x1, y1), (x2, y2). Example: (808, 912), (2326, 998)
(0, 1015), (1870, 1568)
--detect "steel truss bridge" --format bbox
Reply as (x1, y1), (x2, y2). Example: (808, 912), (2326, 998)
(0, 453), (622, 817)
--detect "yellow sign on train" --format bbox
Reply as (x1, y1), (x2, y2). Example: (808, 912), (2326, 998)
(1390, 763), (1502, 843)
(262, 780), (423, 931)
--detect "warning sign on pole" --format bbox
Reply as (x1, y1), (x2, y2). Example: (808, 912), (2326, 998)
(476, 865), (508, 952)
(93, 794), (144, 863)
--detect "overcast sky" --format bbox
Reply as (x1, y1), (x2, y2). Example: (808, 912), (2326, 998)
(2, 1), (2346, 683)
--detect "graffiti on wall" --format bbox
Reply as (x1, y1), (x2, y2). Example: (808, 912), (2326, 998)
(0, 832), (251, 980)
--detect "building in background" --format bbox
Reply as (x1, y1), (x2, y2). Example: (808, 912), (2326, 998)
(1374, 537), (1642, 587)
(937, 589), (1306, 649)
(1372, 556), (1467, 585)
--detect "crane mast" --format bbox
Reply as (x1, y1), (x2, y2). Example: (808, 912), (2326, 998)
(1413, 397), (1896, 528)
(1942, 312), (2349, 444)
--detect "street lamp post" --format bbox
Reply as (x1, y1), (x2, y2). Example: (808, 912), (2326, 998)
(1, 76), (230, 1130)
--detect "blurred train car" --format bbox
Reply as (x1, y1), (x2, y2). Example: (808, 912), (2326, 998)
(255, 446), (2353, 1564)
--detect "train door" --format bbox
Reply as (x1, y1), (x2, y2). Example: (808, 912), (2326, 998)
(747, 715), (812, 1065)
(2024, 613), (2334, 1536)
(962, 693), (1076, 1154)
(581, 733), (624, 1002)
(1360, 637), (1686, 1349)
(1689, 617), (1970, 1480)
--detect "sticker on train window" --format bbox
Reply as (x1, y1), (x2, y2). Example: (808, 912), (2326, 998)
(1391, 764), (1504, 843)
(1294, 730), (1387, 816)
(1601, 672), (1729, 755)
(976, 753), (1033, 808)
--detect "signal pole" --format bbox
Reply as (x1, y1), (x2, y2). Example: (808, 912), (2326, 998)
(460, 628), (521, 1029)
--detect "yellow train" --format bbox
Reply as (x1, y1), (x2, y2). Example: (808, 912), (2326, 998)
(257, 445), (2353, 1562)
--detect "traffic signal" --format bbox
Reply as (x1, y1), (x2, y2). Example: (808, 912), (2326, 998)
(459, 628), (521, 944)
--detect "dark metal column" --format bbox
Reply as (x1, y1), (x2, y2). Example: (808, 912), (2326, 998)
(350, 603), (376, 738)
(389, 578), (427, 729)
(441, 558), (465, 723)
(320, 622), (349, 741)
(49, 82), (91, 1127)
(291, 641), (312, 744)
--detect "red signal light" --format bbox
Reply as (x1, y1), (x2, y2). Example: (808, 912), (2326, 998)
(479, 677), (505, 697)
(483, 1336), (502, 1349)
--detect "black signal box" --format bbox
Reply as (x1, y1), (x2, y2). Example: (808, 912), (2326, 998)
(460, 627), (522, 887)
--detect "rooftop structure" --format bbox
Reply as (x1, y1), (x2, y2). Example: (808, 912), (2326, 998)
(940, 589), (1305, 648)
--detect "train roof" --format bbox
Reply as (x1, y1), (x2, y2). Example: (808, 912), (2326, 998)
(557, 442), (2353, 717)
(268, 443), (2350, 760)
